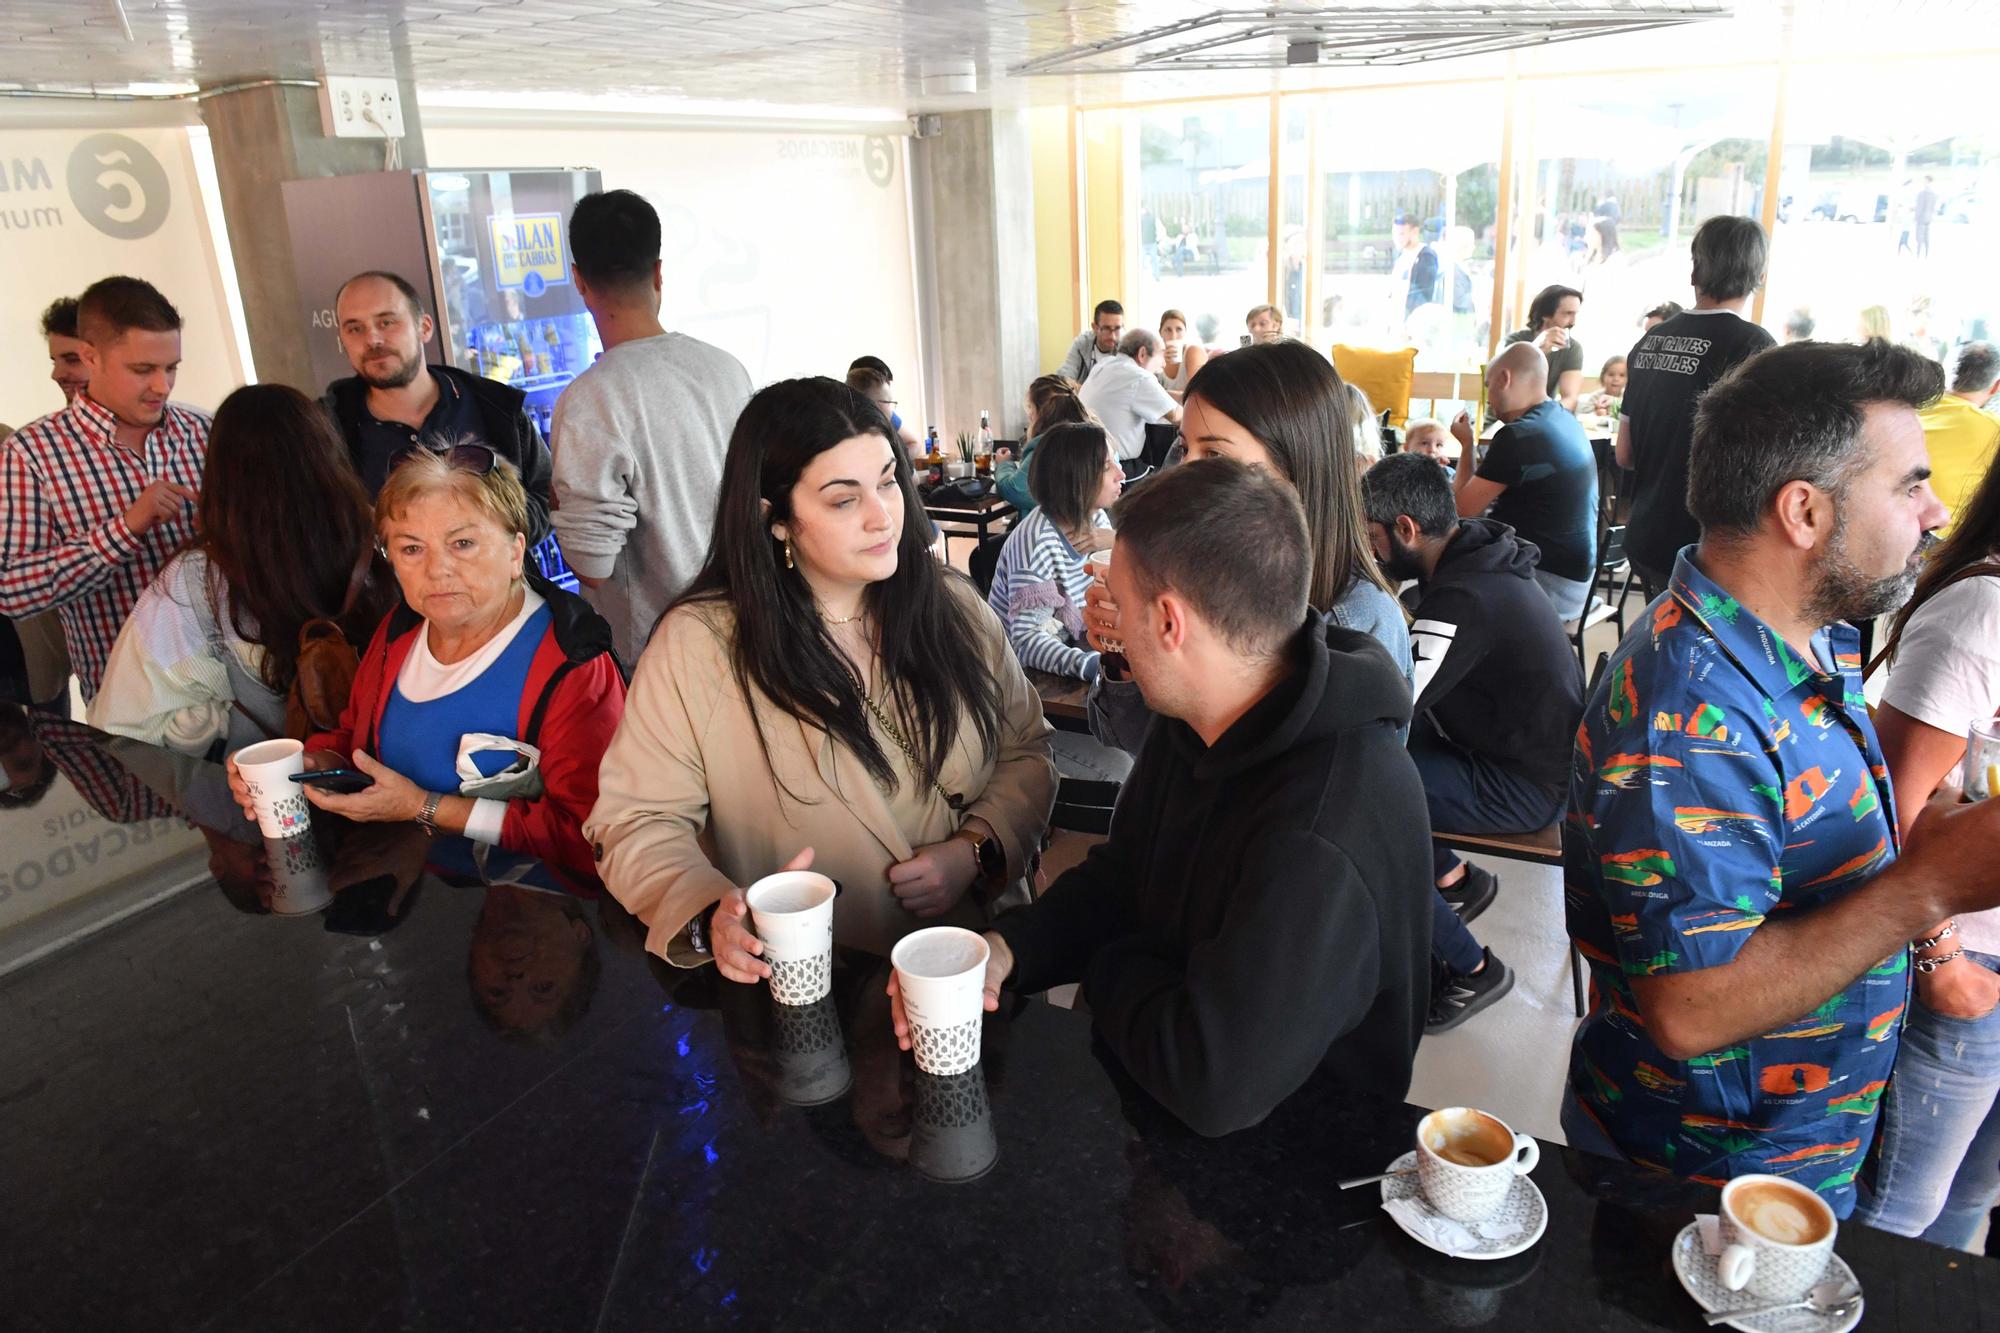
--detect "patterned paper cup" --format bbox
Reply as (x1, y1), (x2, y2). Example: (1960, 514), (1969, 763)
(233, 739), (312, 840)
(745, 871), (836, 1005)
(264, 832), (333, 917)
(891, 926), (989, 1076)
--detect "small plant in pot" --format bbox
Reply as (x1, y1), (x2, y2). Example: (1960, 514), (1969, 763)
(948, 432), (978, 480)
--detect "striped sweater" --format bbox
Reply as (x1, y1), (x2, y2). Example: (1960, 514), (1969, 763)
(986, 507), (1109, 680)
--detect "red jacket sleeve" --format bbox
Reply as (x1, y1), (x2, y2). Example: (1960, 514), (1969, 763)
(499, 653), (627, 876)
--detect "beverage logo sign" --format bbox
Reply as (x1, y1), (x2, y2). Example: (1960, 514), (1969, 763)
(65, 132), (170, 240)
(488, 212), (568, 295)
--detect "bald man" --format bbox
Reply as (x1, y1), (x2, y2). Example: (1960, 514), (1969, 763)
(1447, 342), (1599, 620)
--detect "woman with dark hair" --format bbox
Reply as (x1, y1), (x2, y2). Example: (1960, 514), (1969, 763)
(1083, 340), (1412, 753)
(988, 422), (1120, 681)
(91, 384), (392, 754)
(1854, 455), (2000, 1249)
(587, 377), (1055, 973)
(997, 374), (1095, 515)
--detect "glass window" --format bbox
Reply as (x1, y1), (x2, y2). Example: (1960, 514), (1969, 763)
(1512, 74), (1777, 400)
(1767, 62), (2000, 361)
(1308, 84), (1503, 374)
(1130, 100), (1273, 354)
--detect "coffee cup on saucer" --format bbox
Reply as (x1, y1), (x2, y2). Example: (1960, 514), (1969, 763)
(1716, 1174), (1837, 1303)
(1415, 1106), (1540, 1224)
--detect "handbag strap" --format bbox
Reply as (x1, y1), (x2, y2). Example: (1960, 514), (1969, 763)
(336, 545), (375, 620)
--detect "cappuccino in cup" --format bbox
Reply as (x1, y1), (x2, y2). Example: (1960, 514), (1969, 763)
(1717, 1174), (1837, 1302)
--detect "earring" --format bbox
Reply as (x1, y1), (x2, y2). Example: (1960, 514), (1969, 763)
(783, 538), (795, 570)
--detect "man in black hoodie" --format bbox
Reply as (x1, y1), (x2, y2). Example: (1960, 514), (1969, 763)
(1363, 453), (1584, 1034)
(321, 271), (554, 545)
(893, 459), (1433, 1137)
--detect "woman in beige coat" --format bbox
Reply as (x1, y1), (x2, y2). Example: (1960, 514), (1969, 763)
(587, 378), (1056, 974)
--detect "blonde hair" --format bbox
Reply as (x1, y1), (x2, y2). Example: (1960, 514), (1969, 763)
(375, 442), (532, 542)
(1403, 416), (1447, 440)
(1348, 384), (1383, 462)
(1246, 303), (1282, 327)
(1858, 305), (1893, 343)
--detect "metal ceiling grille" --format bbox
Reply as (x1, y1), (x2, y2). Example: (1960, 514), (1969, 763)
(1010, 5), (1731, 76)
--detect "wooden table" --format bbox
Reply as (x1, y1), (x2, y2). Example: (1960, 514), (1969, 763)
(1028, 668), (1090, 730)
(922, 489), (1015, 560)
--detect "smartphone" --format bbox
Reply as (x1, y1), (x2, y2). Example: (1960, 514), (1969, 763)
(291, 769), (374, 795)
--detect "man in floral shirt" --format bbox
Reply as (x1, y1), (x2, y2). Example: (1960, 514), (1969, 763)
(1565, 341), (2000, 1215)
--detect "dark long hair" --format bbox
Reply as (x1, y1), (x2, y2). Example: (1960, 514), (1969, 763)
(1881, 449), (2000, 670)
(1028, 422), (1111, 533)
(677, 377), (1004, 792)
(1181, 341), (1396, 610)
(195, 384), (388, 691)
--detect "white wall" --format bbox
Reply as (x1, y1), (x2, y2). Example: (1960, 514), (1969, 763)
(424, 120), (925, 425)
(0, 123), (247, 428)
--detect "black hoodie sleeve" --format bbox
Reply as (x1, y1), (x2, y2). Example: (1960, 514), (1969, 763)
(1079, 830), (1385, 1138)
(513, 412), (555, 546)
(1407, 582), (1492, 715)
(990, 724), (1167, 992)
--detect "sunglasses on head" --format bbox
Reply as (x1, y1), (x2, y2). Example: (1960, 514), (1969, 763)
(429, 442), (500, 474)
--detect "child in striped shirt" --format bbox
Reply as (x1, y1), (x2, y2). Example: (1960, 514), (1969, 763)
(986, 423), (1123, 681)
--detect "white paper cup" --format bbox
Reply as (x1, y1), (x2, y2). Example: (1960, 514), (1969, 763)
(233, 739), (313, 840)
(1717, 1174), (1837, 1302)
(892, 926), (989, 1075)
(1415, 1106), (1540, 1223)
(264, 832), (334, 916)
(1084, 548), (1123, 653)
(746, 871), (836, 1005)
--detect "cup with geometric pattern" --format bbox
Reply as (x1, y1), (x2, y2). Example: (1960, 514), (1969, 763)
(1716, 1173), (1837, 1303)
(233, 739), (313, 840)
(746, 871), (837, 1006)
(1414, 1106), (1541, 1224)
(891, 926), (989, 1075)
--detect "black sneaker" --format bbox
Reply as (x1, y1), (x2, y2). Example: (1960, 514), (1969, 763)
(1438, 864), (1498, 925)
(1426, 948), (1515, 1035)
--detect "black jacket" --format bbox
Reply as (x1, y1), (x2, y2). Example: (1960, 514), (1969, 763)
(321, 364), (554, 545)
(993, 619), (1434, 1137)
(1408, 517), (1583, 794)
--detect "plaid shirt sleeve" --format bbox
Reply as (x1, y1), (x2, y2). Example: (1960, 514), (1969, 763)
(0, 437), (139, 617)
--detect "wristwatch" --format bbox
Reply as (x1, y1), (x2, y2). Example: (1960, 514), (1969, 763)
(953, 824), (1005, 890)
(416, 790), (443, 837)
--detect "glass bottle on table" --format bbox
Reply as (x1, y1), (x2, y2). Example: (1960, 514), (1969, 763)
(977, 410), (994, 473)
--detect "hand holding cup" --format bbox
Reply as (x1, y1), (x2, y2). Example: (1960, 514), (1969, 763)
(712, 846), (816, 985)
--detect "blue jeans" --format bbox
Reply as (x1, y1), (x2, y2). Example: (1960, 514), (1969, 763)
(1854, 951), (2000, 1251)
(1410, 717), (1563, 973)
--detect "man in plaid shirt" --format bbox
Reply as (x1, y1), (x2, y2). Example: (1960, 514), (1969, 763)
(0, 277), (208, 699)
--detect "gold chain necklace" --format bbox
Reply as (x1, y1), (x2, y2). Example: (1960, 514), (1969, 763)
(839, 659), (963, 812)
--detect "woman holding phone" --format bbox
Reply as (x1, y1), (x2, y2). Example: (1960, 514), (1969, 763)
(587, 377), (1055, 974)
(224, 446), (625, 884)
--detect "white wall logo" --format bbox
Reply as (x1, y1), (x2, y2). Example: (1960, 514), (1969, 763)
(66, 132), (169, 240)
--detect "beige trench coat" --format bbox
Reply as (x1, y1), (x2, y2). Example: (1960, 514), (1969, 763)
(587, 585), (1057, 964)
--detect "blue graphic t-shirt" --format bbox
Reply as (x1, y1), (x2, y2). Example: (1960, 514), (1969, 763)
(1565, 549), (1904, 1216)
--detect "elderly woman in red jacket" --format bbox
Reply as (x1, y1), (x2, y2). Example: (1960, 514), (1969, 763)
(227, 445), (624, 884)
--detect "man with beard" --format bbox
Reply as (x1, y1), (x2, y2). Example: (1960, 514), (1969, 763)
(1560, 340), (2000, 1217)
(321, 271), (553, 544)
(1362, 453), (1583, 1033)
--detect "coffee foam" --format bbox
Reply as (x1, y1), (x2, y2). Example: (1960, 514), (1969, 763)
(896, 934), (986, 979)
(1422, 1108), (1514, 1166)
(1732, 1182), (1830, 1245)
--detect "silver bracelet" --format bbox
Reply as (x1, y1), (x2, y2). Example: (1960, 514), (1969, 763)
(1914, 920), (1958, 952)
(416, 790), (443, 837)
(1915, 948), (1966, 974)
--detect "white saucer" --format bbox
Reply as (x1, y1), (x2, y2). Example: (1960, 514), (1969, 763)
(1670, 1221), (1863, 1333)
(1379, 1150), (1548, 1260)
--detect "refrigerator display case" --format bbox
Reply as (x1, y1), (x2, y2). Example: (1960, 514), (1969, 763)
(281, 168), (606, 587)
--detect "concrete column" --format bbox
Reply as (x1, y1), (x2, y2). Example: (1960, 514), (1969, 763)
(912, 110), (1039, 441)
(198, 79), (427, 391)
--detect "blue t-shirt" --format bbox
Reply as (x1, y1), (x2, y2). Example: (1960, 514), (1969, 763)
(1478, 399), (1598, 583)
(1565, 550), (1902, 1216)
(378, 606), (551, 794)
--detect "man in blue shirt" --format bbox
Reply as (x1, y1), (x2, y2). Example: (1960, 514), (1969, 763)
(1565, 340), (2000, 1216)
(1451, 342), (1597, 621)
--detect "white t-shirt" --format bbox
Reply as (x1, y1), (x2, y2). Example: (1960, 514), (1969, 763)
(1078, 355), (1177, 460)
(1880, 574), (2000, 955)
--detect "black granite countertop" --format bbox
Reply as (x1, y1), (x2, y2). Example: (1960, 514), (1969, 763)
(1, 725), (1995, 1331)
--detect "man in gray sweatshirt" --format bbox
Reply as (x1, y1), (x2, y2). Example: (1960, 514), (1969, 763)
(552, 189), (753, 669)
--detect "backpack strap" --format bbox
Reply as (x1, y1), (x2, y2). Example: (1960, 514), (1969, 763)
(1868, 557), (2000, 678)
(524, 660), (581, 748)
(337, 546), (375, 619)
